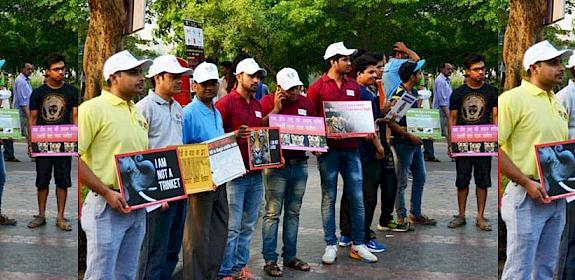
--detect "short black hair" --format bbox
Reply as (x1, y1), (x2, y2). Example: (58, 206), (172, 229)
(204, 57), (217, 64)
(19, 62), (31, 72)
(463, 53), (486, 69)
(324, 54), (344, 72)
(439, 62), (451, 71)
(399, 61), (417, 83)
(44, 53), (66, 70)
(353, 55), (378, 75)
(220, 61), (232, 69)
(366, 52), (384, 62)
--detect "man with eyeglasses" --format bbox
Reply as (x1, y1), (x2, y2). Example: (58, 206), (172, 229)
(446, 54), (497, 231)
(79, 50), (152, 279)
(499, 41), (571, 279)
(27, 53), (78, 231)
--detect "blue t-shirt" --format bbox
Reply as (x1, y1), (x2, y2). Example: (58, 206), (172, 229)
(182, 96), (225, 144)
(382, 58), (408, 100)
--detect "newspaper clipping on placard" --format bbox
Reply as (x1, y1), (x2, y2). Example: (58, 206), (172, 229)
(385, 91), (417, 122)
(406, 109), (443, 139)
(269, 114), (328, 152)
(0, 109), (22, 139)
(203, 133), (246, 186)
(247, 127), (283, 170)
(177, 144), (213, 194)
(323, 101), (375, 138)
(450, 125), (497, 157)
(535, 139), (575, 202)
(31, 125), (78, 156)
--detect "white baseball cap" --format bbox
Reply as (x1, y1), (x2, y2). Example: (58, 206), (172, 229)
(193, 62), (220, 83)
(103, 50), (152, 81)
(276, 68), (303, 90)
(323, 41), (357, 60)
(146, 55), (192, 78)
(523, 40), (573, 71)
(567, 54), (575, 69)
(234, 58), (267, 76)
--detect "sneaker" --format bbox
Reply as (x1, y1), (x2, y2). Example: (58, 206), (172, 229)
(377, 220), (398, 231)
(322, 245), (337, 264)
(237, 267), (256, 280)
(338, 235), (352, 247)
(409, 213), (437, 225)
(391, 218), (412, 232)
(349, 244), (378, 263)
(365, 239), (386, 253)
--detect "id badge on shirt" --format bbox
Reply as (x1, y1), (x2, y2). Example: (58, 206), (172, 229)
(255, 111), (262, 118)
(298, 109), (307, 116)
(346, 89), (355, 96)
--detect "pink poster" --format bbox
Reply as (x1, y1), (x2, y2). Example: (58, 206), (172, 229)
(31, 125), (78, 156)
(450, 125), (497, 157)
(269, 114), (328, 152)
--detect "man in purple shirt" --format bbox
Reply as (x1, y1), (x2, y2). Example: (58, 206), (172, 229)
(7, 63), (33, 162)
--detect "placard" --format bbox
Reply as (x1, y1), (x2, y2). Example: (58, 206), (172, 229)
(385, 90), (417, 122)
(269, 114), (328, 152)
(31, 125), (78, 156)
(406, 109), (442, 139)
(115, 147), (187, 210)
(0, 109), (22, 139)
(323, 101), (375, 138)
(535, 139), (575, 202)
(203, 133), (247, 186)
(450, 125), (497, 157)
(184, 19), (204, 58)
(247, 127), (283, 170)
(177, 144), (213, 194)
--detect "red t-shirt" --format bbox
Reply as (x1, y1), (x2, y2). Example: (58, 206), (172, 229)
(307, 73), (361, 150)
(261, 93), (316, 160)
(215, 89), (264, 168)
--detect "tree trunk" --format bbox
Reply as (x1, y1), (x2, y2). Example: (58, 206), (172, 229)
(83, 0), (126, 100)
(503, 0), (547, 91)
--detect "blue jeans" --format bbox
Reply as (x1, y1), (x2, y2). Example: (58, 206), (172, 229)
(318, 149), (365, 246)
(81, 191), (147, 280)
(137, 199), (187, 280)
(0, 151), (5, 212)
(262, 160), (308, 262)
(501, 182), (566, 280)
(393, 141), (426, 218)
(219, 172), (263, 277)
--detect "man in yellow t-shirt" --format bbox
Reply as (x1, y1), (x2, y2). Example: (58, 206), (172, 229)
(499, 40), (571, 280)
(79, 50), (151, 280)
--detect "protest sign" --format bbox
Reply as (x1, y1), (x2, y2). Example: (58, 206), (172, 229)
(184, 19), (204, 59)
(385, 90), (417, 122)
(203, 133), (246, 186)
(177, 144), (213, 194)
(269, 114), (328, 152)
(115, 147), (187, 210)
(323, 101), (375, 138)
(247, 127), (283, 170)
(535, 139), (575, 202)
(0, 109), (22, 139)
(406, 109), (443, 139)
(450, 125), (497, 157)
(31, 125), (78, 156)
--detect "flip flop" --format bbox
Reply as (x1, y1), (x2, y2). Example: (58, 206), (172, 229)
(476, 220), (492, 231)
(56, 219), (72, 231)
(27, 216), (46, 228)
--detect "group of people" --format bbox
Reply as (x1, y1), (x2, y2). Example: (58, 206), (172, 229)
(78, 40), (497, 280)
(0, 53), (77, 232)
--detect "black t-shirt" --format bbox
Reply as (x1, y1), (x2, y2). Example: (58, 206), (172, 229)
(390, 85), (419, 143)
(29, 84), (79, 125)
(449, 83), (498, 125)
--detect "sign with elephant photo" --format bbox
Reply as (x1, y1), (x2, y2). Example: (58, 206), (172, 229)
(115, 147), (187, 210)
(450, 125), (497, 157)
(322, 101), (375, 138)
(268, 114), (328, 152)
(31, 125), (78, 156)
(535, 139), (575, 202)
(247, 127), (283, 170)
(406, 109), (443, 139)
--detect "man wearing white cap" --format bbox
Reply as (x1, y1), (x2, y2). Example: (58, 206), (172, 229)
(215, 57), (266, 280)
(258, 68), (315, 276)
(135, 55), (192, 279)
(79, 50), (152, 279)
(307, 42), (378, 264)
(556, 53), (575, 280)
(181, 62), (228, 280)
(499, 40), (572, 279)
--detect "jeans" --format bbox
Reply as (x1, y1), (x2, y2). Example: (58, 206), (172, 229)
(379, 143), (397, 226)
(501, 182), (566, 280)
(393, 141), (426, 218)
(262, 161), (308, 262)
(558, 202), (575, 280)
(0, 151), (5, 212)
(81, 191), (147, 280)
(422, 139), (434, 159)
(318, 149), (365, 246)
(218, 172), (263, 277)
(137, 199), (187, 280)
(3, 140), (14, 160)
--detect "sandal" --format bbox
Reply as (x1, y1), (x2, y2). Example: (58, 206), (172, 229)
(264, 261), (283, 277)
(284, 257), (310, 272)
(447, 215), (466, 228)
(56, 219), (72, 231)
(0, 214), (16, 225)
(27, 216), (46, 228)
(476, 219), (492, 231)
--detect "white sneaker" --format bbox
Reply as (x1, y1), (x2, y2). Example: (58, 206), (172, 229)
(350, 244), (378, 263)
(322, 245), (337, 264)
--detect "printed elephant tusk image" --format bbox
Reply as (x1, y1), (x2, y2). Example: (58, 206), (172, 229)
(137, 191), (157, 203)
(118, 155), (159, 202)
(559, 181), (575, 193)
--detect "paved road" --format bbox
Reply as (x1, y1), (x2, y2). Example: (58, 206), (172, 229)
(0, 142), (77, 280)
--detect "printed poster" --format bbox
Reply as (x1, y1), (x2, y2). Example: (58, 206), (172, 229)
(450, 125), (497, 157)
(177, 144), (213, 194)
(115, 147), (187, 210)
(385, 91), (417, 122)
(203, 133), (246, 186)
(406, 109), (443, 139)
(323, 101), (375, 138)
(0, 109), (22, 139)
(535, 139), (575, 202)
(247, 127), (283, 170)
(31, 125), (78, 156)
(268, 114), (328, 152)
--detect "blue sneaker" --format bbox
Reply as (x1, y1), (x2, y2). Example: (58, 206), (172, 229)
(366, 239), (386, 253)
(338, 235), (352, 247)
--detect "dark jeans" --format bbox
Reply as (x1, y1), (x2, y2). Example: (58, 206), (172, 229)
(422, 139), (434, 159)
(137, 199), (187, 280)
(379, 143), (397, 226)
(3, 139), (14, 160)
(558, 202), (575, 280)
(184, 186), (228, 280)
